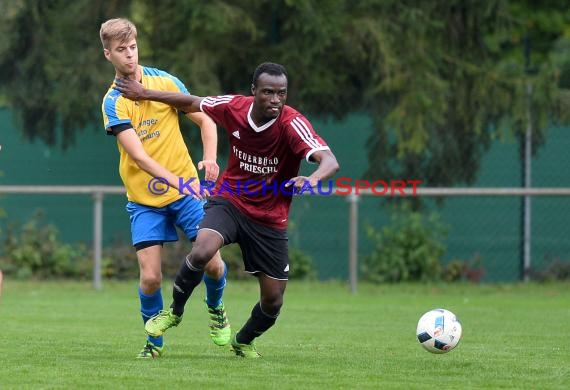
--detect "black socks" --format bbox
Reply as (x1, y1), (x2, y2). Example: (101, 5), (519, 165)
(236, 302), (279, 344)
(171, 256), (204, 316)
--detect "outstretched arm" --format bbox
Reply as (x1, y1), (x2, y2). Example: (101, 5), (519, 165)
(114, 77), (203, 113)
(287, 149), (340, 189)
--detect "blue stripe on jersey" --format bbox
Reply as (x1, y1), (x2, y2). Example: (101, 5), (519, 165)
(103, 89), (131, 130)
(142, 66), (189, 94)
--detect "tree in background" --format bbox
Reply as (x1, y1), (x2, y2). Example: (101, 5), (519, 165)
(0, 0), (132, 148)
(358, 1), (570, 187)
(0, 0), (569, 186)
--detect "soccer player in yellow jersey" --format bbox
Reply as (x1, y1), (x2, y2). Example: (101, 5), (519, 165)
(100, 18), (230, 358)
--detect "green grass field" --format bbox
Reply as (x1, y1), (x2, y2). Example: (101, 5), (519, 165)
(1, 280), (568, 389)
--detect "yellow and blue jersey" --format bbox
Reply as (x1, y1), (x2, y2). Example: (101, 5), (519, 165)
(102, 65), (199, 207)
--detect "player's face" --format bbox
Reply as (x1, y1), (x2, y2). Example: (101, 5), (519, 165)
(251, 73), (288, 123)
(104, 38), (139, 78)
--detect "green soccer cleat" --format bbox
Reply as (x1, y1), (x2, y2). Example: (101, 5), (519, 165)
(231, 334), (261, 358)
(145, 309), (182, 338)
(207, 301), (231, 346)
(136, 341), (163, 359)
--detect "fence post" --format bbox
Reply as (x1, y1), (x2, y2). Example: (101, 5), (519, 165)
(522, 80), (533, 282)
(92, 191), (103, 290)
(347, 193), (360, 293)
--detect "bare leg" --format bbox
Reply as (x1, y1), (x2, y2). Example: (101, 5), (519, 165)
(137, 245), (162, 294)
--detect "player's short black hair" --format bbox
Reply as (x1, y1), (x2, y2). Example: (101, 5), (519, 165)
(252, 62), (288, 87)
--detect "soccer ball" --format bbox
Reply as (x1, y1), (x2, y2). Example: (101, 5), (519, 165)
(416, 308), (462, 354)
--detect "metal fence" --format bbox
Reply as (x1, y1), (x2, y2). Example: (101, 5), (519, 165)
(0, 186), (124, 290)
(295, 187), (570, 292)
(2, 185), (569, 292)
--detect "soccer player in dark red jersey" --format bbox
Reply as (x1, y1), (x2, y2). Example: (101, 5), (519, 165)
(114, 62), (340, 357)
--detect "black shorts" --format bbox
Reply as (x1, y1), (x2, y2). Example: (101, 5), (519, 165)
(199, 197), (289, 280)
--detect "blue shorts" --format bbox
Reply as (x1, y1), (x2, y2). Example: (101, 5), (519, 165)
(126, 196), (206, 246)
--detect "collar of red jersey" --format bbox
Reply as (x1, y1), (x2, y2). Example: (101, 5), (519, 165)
(247, 103), (278, 132)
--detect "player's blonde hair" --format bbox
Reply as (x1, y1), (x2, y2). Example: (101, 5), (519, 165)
(100, 18), (137, 49)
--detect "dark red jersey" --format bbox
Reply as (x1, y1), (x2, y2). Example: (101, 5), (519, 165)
(200, 95), (330, 229)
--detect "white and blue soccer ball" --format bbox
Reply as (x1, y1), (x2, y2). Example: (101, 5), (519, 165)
(416, 308), (462, 354)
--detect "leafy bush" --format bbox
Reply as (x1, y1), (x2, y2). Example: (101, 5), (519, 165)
(101, 232), (316, 281)
(288, 247), (317, 280)
(99, 237), (138, 280)
(100, 235), (202, 280)
(531, 257), (570, 282)
(0, 212), (316, 281)
(0, 211), (91, 279)
(362, 209), (448, 283)
(442, 254), (486, 283)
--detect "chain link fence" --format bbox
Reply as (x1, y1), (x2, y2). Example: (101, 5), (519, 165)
(1, 108), (570, 287)
(289, 189), (570, 287)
